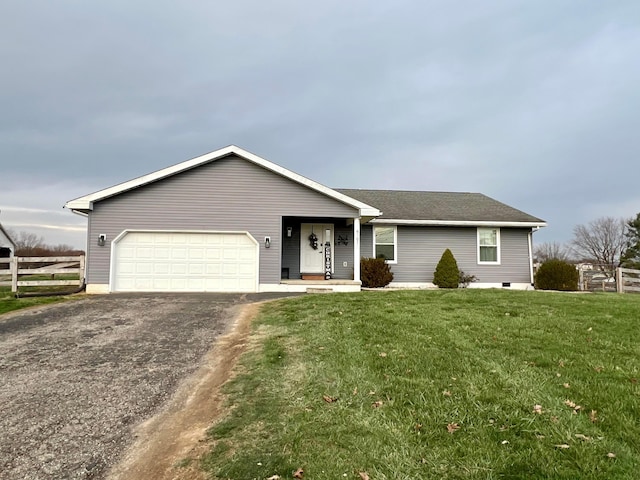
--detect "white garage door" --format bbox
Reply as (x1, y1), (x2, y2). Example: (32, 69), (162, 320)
(113, 231), (258, 292)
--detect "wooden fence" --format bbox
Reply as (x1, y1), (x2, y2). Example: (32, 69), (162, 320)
(616, 267), (640, 294)
(0, 256), (85, 293)
(578, 268), (617, 292)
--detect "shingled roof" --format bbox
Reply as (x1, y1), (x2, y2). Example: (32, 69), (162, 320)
(336, 189), (545, 226)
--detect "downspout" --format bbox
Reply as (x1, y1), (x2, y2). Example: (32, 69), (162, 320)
(353, 217), (361, 285)
(528, 227), (539, 287)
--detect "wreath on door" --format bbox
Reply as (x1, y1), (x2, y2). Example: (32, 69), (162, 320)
(308, 232), (319, 250)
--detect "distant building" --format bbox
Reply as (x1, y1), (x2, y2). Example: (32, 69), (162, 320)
(0, 222), (16, 260)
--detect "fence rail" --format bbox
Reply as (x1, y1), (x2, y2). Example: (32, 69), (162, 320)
(578, 266), (617, 292)
(617, 267), (640, 294)
(0, 256), (85, 293)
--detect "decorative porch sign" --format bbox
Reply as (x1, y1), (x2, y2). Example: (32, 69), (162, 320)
(324, 241), (332, 280)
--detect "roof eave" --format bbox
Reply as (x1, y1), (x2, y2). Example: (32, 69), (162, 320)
(369, 219), (547, 228)
(359, 207), (382, 217)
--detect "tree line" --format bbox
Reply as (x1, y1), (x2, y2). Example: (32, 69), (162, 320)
(535, 213), (640, 271)
(7, 229), (84, 257)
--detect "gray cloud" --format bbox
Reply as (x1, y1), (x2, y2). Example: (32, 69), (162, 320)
(1, 1), (639, 248)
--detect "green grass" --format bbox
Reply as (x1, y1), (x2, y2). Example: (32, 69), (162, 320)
(0, 286), (73, 315)
(202, 290), (640, 479)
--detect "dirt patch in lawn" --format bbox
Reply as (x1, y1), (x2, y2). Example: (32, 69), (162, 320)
(107, 302), (260, 480)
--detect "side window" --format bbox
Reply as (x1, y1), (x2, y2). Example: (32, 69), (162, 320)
(374, 226), (397, 263)
(478, 228), (500, 264)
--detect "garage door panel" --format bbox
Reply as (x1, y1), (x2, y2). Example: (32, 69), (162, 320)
(171, 248), (188, 259)
(188, 263), (204, 274)
(154, 263), (171, 274)
(205, 248), (221, 260)
(222, 263), (238, 275)
(205, 236), (222, 245)
(238, 263), (255, 275)
(222, 248), (238, 260)
(171, 264), (188, 275)
(136, 263), (153, 275)
(205, 263), (221, 275)
(118, 262), (135, 274)
(189, 248), (204, 260)
(114, 232), (257, 292)
(151, 279), (169, 290)
(238, 249), (255, 260)
(153, 233), (171, 244)
(137, 247), (154, 258)
(134, 233), (152, 243)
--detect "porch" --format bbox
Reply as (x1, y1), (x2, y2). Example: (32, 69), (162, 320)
(280, 216), (362, 285)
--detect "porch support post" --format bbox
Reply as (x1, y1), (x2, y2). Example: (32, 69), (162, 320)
(353, 217), (361, 282)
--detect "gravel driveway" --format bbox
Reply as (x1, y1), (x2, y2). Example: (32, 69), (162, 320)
(0, 293), (292, 480)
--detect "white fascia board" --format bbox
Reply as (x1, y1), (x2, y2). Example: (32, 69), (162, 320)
(369, 219), (547, 228)
(64, 145), (381, 217)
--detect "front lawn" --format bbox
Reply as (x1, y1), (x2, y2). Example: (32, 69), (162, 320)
(200, 289), (640, 479)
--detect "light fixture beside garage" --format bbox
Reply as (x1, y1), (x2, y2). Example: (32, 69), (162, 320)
(286, 226), (293, 237)
(97, 234), (106, 246)
(264, 236), (271, 248)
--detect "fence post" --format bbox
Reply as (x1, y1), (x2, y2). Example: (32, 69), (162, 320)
(79, 255), (86, 287)
(10, 256), (18, 293)
(616, 267), (623, 294)
(578, 269), (584, 291)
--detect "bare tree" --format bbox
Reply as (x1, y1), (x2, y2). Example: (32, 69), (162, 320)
(50, 244), (76, 253)
(5, 229), (83, 256)
(8, 229), (45, 256)
(534, 241), (571, 263)
(570, 217), (627, 275)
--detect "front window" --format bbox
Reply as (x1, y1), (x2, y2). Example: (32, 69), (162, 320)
(478, 228), (500, 264)
(374, 226), (397, 263)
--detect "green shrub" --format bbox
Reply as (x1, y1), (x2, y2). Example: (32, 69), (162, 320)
(360, 257), (393, 288)
(433, 249), (460, 288)
(459, 270), (478, 288)
(534, 259), (579, 291)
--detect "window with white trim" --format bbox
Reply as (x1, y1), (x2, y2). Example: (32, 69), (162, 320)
(478, 228), (500, 264)
(374, 226), (397, 263)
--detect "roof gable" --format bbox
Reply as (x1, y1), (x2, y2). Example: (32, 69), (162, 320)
(337, 189), (546, 227)
(65, 146), (380, 217)
(0, 223), (16, 248)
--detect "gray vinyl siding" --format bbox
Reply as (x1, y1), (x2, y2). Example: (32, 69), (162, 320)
(333, 224), (354, 279)
(361, 225), (531, 284)
(360, 224), (374, 258)
(280, 227), (300, 279)
(87, 155), (358, 285)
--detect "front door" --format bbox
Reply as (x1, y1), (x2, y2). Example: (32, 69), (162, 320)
(300, 224), (334, 274)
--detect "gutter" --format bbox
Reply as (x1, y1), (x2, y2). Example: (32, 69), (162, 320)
(369, 219), (547, 228)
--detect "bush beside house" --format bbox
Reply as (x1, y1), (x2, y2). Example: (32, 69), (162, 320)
(360, 258), (393, 288)
(534, 259), (579, 291)
(433, 249), (460, 289)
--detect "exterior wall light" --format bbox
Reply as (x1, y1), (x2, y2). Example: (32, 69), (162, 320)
(286, 226), (293, 237)
(265, 236), (271, 248)
(97, 234), (107, 246)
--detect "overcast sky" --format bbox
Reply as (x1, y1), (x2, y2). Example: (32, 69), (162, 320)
(1, 1), (639, 249)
